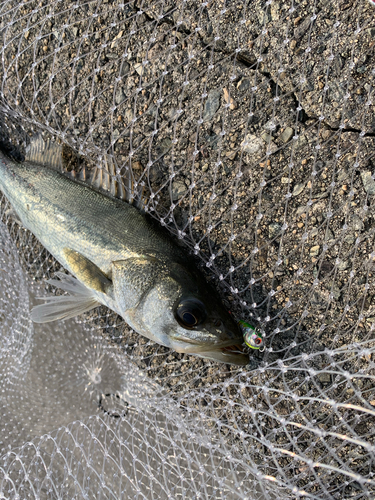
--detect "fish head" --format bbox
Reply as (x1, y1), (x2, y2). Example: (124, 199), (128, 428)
(114, 257), (249, 365)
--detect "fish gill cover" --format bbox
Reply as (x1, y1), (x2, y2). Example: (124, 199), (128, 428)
(0, 0), (375, 498)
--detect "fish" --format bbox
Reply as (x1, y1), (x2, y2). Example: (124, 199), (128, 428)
(0, 135), (249, 365)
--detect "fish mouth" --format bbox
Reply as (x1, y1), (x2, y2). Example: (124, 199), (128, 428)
(170, 331), (249, 365)
(174, 337), (244, 353)
(221, 344), (245, 354)
(195, 343), (249, 365)
(220, 343), (250, 364)
(174, 340), (249, 365)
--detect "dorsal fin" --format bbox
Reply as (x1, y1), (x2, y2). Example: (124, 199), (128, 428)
(26, 134), (149, 210)
(25, 134), (63, 171)
(86, 155), (149, 210)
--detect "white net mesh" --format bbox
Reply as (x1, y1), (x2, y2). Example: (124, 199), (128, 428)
(1, 0), (375, 498)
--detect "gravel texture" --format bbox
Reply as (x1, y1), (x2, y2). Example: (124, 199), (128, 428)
(1, 0), (375, 497)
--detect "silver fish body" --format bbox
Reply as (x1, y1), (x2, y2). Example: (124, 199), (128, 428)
(0, 144), (248, 365)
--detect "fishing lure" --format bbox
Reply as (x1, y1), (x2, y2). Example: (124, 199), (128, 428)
(238, 320), (264, 350)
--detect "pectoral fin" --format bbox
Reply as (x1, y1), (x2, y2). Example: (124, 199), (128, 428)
(63, 248), (112, 293)
(31, 272), (101, 323)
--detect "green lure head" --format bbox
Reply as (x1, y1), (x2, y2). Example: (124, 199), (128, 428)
(238, 320), (264, 350)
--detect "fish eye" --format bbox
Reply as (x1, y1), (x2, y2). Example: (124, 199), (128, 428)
(176, 299), (207, 329)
